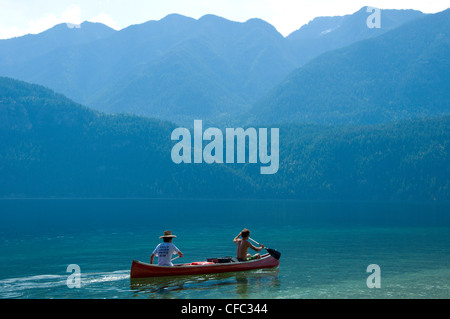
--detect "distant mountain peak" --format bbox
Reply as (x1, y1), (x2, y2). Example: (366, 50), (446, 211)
(245, 17), (274, 27)
(160, 13), (196, 23)
(199, 14), (230, 21)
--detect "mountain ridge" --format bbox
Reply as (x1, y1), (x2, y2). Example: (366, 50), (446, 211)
(0, 7), (430, 125)
(1, 76), (448, 200)
(251, 8), (450, 125)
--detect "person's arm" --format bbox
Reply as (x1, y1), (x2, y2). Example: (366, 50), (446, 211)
(151, 244), (159, 264)
(233, 232), (242, 243)
(248, 242), (265, 252)
(173, 244), (183, 258)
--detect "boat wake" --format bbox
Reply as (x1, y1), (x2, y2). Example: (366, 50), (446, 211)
(0, 270), (130, 298)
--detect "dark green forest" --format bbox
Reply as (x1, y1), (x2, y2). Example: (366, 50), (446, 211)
(1, 8), (449, 201)
(243, 120), (450, 201)
(0, 77), (254, 198)
(1, 77), (448, 200)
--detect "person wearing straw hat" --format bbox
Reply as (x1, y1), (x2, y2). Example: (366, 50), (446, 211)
(150, 230), (183, 266)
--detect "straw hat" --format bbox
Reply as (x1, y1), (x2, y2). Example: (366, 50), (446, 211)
(159, 230), (177, 238)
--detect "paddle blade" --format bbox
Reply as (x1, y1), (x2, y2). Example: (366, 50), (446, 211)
(267, 248), (281, 260)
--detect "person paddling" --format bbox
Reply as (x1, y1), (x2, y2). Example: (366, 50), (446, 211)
(150, 230), (183, 266)
(233, 228), (264, 262)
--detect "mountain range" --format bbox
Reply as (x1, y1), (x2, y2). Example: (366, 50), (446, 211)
(253, 8), (450, 125)
(0, 7), (435, 125)
(1, 76), (449, 200)
(0, 6), (449, 200)
(287, 8), (425, 65)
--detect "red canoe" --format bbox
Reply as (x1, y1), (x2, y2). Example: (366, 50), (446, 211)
(130, 253), (279, 278)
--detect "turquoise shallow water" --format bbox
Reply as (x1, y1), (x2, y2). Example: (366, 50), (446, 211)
(0, 199), (449, 299)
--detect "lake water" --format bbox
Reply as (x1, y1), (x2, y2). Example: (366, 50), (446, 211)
(0, 199), (449, 299)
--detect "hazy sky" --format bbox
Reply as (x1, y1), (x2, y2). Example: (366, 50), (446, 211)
(0, 0), (449, 39)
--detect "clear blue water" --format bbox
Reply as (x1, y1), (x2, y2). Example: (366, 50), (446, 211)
(0, 199), (449, 299)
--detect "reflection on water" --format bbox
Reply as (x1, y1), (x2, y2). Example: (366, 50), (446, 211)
(129, 268), (280, 299)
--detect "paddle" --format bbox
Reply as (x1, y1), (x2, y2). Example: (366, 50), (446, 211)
(249, 237), (281, 260)
(171, 256), (181, 262)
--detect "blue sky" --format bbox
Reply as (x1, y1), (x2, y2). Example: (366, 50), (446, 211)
(0, 0), (449, 39)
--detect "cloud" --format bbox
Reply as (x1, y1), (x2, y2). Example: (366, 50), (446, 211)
(0, 26), (24, 40)
(27, 13), (59, 34)
(0, 4), (120, 39)
(0, 5), (82, 39)
(26, 5), (83, 34)
(61, 5), (83, 25)
(0, 13), (58, 39)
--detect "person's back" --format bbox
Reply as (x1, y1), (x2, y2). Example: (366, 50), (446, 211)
(152, 242), (180, 266)
(236, 238), (252, 260)
(233, 229), (264, 261)
(151, 230), (183, 266)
